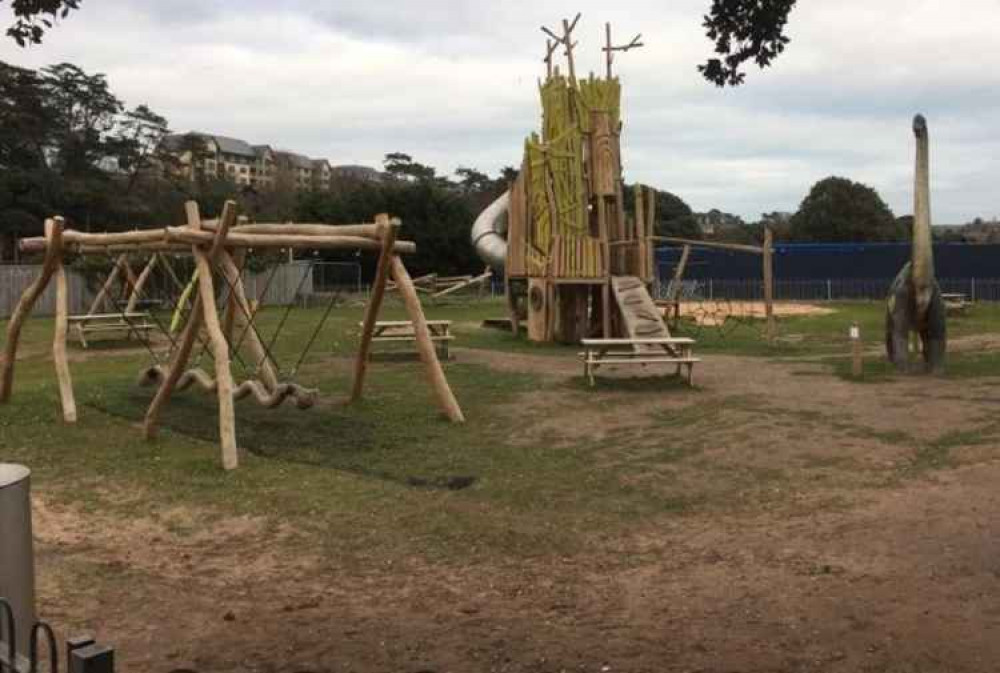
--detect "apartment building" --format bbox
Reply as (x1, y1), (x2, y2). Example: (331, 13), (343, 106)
(161, 132), (373, 191)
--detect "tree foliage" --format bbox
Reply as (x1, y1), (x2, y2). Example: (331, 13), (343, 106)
(3, 0), (80, 46)
(699, 0), (797, 87)
(623, 185), (701, 239)
(789, 176), (903, 242)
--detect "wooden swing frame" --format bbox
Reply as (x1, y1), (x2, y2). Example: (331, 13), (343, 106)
(0, 200), (464, 470)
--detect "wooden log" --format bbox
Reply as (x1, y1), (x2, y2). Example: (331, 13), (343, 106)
(390, 256), (465, 423)
(645, 186), (657, 282)
(143, 202), (232, 445)
(19, 228), (167, 253)
(1, 218), (64, 404)
(651, 236), (764, 255)
(590, 112), (616, 197)
(763, 226), (776, 343)
(222, 247), (244, 342)
(193, 202), (239, 469)
(351, 214), (398, 403)
(75, 243), (190, 255)
(52, 218), (77, 423)
(432, 270), (492, 299)
(86, 253), (126, 316)
(125, 254), (159, 314)
(670, 245), (692, 302)
(201, 222), (381, 238)
(163, 227), (416, 254)
(218, 248), (280, 391)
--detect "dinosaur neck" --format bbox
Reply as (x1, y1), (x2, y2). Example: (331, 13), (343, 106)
(912, 125), (933, 298)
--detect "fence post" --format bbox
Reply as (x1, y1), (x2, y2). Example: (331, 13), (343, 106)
(0, 464), (35, 671)
(709, 278), (714, 300)
(827, 279), (832, 301)
(971, 277), (976, 302)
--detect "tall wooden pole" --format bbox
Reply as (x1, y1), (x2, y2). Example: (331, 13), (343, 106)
(351, 214), (398, 403)
(390, 256), (465, 423)
(192, 204), (239, 470)
(143, 201), (236, 451)
(0, 218), (63, 404)
(763, 226), (775, 343)
(51, 218), (77, 423)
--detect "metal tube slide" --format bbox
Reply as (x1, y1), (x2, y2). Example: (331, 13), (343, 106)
(470, 191), (510, 270)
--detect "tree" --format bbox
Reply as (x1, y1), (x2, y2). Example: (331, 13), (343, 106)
(789, 176), (902, 242)
(114, 104), (170, 193)
(454, 166), (491, 193)
(3, 0), (80, 46)
(624, 185), (702, 239)
(40, 62), (123, 176)
(0, 60), (52, 169)
(700, 0), (797, 87)
(383, 152), (436, 183)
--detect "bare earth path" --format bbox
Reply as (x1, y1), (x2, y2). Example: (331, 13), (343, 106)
(32, 350), (1000, 672)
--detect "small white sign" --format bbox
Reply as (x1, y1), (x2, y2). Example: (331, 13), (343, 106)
(849, 324), (860, 340)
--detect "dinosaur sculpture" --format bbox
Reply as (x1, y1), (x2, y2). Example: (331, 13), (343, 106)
(885, 114), (946, 373)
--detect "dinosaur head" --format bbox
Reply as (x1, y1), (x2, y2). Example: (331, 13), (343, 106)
(913, 114), (927, 139)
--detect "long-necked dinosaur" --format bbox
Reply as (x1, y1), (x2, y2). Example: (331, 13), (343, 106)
(885, 114), (946, 373)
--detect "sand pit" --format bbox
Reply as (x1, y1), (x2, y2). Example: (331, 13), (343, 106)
(659, 300), (835, 326)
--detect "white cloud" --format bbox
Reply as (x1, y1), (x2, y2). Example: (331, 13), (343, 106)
(2, 0), (998, 223)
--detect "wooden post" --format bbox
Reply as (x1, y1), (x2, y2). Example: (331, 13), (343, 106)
(0, 218), (63, 404)
(850, 322), (863, 378)
(390, 256), (465, 423)
(763, 226), (775, 343)
(143, 201), (235, 449)
(51, 218), (77, 423)
(645, 186), (657, 282)
(351, 214), (398, 403)
(124, 253), (159, 314)
(86, 253), (126, 316)
(192, 202), (239, 470)
(218, 249), (280, 391)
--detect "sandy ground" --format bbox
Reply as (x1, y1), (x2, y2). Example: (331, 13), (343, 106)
(30, 349), (1000, 673)
(663, 300), (835, 326)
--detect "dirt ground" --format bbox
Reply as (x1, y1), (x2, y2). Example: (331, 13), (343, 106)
(32, 350), (1000, 673)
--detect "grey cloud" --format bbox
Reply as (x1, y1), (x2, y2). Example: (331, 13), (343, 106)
(1, 0), (997, 224)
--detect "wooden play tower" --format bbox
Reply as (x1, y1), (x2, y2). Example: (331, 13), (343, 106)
(503, 15), (656, 343)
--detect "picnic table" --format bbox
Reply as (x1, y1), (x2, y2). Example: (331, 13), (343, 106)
(69, 312), (155, 348)
(579, 337), (700, 387)
(359, 320), (454, 359)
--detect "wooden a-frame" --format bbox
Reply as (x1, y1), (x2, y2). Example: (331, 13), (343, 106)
(0, 201), (464, 470)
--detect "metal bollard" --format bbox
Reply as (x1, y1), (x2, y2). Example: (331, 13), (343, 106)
(0, 464), (36, 673)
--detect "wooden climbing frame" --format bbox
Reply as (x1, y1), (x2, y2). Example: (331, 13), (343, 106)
(0, 201), (464, 470)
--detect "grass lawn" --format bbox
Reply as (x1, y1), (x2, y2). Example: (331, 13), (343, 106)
(3, 297), (1000, 569)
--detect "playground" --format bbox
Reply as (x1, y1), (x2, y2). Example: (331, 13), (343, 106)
(3, 298), (1000, 671)
(2, 11), (997, 673)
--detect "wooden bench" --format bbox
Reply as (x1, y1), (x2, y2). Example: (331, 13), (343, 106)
(359, 320), (454, 360)
(579, 337), (700, 387)
(68, 312), (155, 348)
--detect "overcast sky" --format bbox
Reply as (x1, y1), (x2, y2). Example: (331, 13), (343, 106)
(2, 0), (999, 224)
